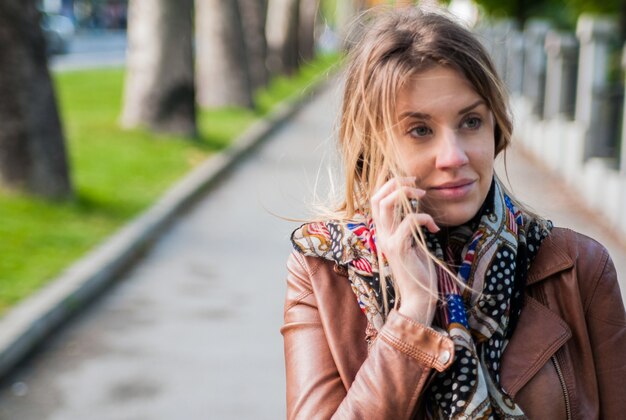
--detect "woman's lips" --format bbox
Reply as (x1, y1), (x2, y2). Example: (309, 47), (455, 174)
(428, 180), (476, 199)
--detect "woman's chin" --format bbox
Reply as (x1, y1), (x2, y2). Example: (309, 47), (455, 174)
(435, 216), (473, 228)
(424, 204), (480, 228)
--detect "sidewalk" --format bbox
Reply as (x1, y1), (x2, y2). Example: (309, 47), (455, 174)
(0, 82), (624, 419)
(0, 80), (341, 420)
(495, 144), (626, 304)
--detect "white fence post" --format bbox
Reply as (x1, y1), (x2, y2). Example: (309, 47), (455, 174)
(490, 20), (517, 82)
(575, 15), (617, 160)
(523, 20), (551, 116)
(505, 27), (525, 96)
(543, 31), (578, 120)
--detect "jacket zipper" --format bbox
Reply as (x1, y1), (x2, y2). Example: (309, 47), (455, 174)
(551, 354), (572, 420)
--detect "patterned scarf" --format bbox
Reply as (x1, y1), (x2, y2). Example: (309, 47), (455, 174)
(291, 179), (552, 419)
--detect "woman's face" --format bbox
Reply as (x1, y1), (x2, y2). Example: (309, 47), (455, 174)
(394, 66), (496, 227)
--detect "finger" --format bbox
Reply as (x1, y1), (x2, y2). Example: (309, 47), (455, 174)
(384, 212), (439, 254)
(374, 184), (425, 221)
(373, 172), (415, 192)
(371, 179), (422, 228)
(371, 177), (422, 204)
(401, 212), (440, 234)
(378, 187), (427, 230)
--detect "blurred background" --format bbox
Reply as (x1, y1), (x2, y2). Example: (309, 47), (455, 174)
(0, 0), (625, 419)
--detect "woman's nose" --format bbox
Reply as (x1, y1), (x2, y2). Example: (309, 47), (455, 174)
(434, 130), (469, 169)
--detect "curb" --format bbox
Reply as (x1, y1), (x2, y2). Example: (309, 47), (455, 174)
(0, 72), (335, 381)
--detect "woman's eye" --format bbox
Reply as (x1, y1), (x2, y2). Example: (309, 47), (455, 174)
(462, 116), (482, 130)
(409, 125), (432, 137)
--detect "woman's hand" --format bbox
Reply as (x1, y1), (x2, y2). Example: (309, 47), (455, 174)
(370, 177), (440, 326)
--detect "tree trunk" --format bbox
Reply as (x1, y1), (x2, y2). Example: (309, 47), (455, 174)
(266, 0), (300, 75)
(196, 0), (253, 108)
(238, 0), (269, 92)
(121, 0), (196, 137)
(0, 0), (72, 199)
(298, 0), (319, 63)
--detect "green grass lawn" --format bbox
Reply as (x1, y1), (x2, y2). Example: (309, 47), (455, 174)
(0, 53), (340, 315)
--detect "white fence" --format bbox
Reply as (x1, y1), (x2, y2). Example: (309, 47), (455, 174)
(479, 15), (626, 235)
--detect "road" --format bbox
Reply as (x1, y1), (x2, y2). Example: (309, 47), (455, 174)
(0, 82), (624, 419)
(49, 31), (127, 71)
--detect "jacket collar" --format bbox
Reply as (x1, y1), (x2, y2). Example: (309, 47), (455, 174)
(500, 295), (572, 397)
(501, 228), (575, 397)
(526, 229), (574, 286)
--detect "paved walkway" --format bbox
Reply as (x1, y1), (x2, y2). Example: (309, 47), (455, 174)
(0, 83), (624, 419)
(495, 146), (626, 302)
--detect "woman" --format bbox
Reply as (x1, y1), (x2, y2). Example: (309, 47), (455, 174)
(282, 7), (626, 419)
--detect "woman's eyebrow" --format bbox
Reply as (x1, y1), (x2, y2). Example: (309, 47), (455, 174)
(398, 111), (431, 120)
(398, 99), (485, 120)
(458, 99), (485, 115)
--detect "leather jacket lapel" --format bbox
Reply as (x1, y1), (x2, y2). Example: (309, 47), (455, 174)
(500, 295), (572, 397)
(500, 231), (574, 397)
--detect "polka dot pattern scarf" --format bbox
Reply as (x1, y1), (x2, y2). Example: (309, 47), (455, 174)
(423, 180), (551, 418)
(290, 179), (551, 419)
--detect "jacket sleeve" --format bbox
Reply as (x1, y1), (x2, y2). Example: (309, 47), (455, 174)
(584, 249), (626, 418)
(281, 251), (455, 420)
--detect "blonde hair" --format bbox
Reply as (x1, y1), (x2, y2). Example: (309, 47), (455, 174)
(322, 6), (528, 310)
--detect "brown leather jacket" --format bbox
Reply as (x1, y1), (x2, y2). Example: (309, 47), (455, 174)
(281, 228), (626, 419)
